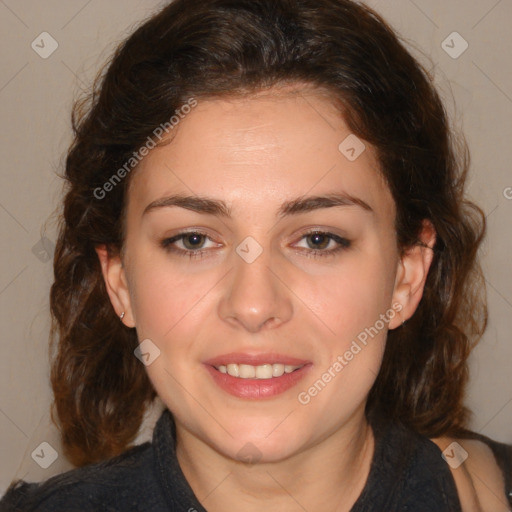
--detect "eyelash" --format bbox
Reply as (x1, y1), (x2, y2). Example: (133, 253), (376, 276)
(160, 230), (351, 260)
(160, 231), (217, 260)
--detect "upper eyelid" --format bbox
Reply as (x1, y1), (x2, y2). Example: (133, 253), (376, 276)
(164, 230), (349, 250)
(166, 231), (219, 246)
(168, 229), (344, 240)
(163, 229), (217, 242)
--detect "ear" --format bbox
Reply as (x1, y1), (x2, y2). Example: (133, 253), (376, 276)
(95, 245), (135, 327)
(388, 220), (436, 329)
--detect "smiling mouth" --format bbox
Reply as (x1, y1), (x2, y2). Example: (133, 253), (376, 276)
(214, 363), (305, 379)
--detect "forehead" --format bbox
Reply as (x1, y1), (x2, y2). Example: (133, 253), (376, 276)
(126, 87), (394, 223)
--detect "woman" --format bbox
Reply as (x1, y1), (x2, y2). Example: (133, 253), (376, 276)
(1, 0), (511, 510)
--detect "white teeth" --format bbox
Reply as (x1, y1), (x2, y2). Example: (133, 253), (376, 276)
(272, 364), (285, 377)
(256, 364), (273, 379)
(218, 363), (303, 379)
(227, 363), (239, 377)
(239, 364), (256, 378)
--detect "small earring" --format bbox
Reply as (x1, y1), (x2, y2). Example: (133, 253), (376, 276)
(120, 312), (125, 320)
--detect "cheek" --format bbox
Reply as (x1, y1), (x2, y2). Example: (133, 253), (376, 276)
(127, 254), (214, 342)
(301, 253), (396, 341)
(296, 263), (393, 411)
(292, 248), (396, 403)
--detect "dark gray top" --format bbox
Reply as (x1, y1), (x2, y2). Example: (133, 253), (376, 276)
(1, 408), (510, 511)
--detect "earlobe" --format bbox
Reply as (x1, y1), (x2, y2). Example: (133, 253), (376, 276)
(95, 245), (135, 327)
(388, 220), (436, 330)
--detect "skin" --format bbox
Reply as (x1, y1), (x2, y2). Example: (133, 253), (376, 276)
(97, 84), (439, 511)
(431, 437), (510, 512)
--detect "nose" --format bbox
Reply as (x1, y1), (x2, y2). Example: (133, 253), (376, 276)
(217, 244), (294, 333)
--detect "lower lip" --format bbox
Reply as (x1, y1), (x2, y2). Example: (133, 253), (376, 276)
(204, 364), (312, 399)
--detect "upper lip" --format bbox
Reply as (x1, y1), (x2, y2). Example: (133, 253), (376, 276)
(203, 352), (311, 367)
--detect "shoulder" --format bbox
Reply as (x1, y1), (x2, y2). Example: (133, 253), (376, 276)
(0, 442), (160, 512)
(429, 435), (511, 512)
(361, 417), (462, 510)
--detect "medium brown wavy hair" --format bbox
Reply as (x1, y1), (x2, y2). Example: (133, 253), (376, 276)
(49, 0), (487, 467)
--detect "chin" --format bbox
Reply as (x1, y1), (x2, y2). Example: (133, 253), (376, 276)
(212, 421), (311, 464)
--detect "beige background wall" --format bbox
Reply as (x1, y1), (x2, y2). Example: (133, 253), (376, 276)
(0, 0), (510, 496)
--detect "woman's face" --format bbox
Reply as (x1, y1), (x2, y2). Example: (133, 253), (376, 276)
(105, 86), (419, 462)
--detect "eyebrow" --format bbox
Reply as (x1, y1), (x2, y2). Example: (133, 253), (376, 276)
(142, 192), (373, 218)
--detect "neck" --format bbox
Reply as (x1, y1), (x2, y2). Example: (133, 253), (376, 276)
(175, 408), (375, 512)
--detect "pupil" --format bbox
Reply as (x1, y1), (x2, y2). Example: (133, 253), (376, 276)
(185, 234), (203, 248)
(309, 233), (328, 249)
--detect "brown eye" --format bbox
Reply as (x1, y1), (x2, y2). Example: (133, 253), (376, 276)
(305, 233), (331, 250)
(160, 231), (221, 260)
(181, 233), (207, 250)
(293, 231), (351, 257)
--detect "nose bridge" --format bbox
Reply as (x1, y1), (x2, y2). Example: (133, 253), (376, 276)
(217, 237), (293, 332)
